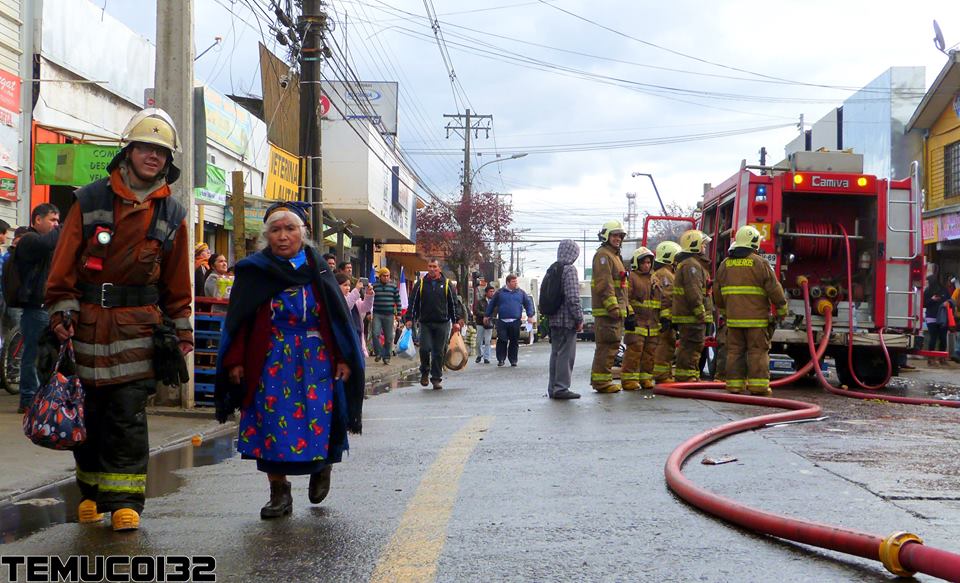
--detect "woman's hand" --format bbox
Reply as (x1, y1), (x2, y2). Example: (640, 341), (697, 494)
(229, 365), (244, 384)
(335, 362), (351, 382)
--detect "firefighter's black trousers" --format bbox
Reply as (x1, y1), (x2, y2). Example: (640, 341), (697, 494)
(73, 381), (152, 513)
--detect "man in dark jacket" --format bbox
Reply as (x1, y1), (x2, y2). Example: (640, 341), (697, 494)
(15, 203), (60, 412)
(546, 240), (583, 399)
(485, 274), (536, 367)
(924, 274), (948, 365)
(474, 284), (495, 364)
(405, 258), (460, 389)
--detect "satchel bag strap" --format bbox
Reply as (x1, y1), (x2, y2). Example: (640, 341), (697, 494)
(55, 340), (76, 374)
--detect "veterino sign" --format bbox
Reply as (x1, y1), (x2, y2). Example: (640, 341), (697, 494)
(265, 143), (300, 201)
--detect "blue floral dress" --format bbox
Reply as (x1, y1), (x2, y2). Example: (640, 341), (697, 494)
(237, 285), (337, 474)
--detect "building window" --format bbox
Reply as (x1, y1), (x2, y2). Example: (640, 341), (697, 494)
(945, 141), (960, 198)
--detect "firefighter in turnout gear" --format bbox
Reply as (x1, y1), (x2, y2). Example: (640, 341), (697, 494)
(672, 230), (714, 382)
(46, 108), (194, 532)
(621, 247), (659, 390)
(714, 225), (788, 396)
(652, 241), (681, 383)
(591, 220), (632, 393)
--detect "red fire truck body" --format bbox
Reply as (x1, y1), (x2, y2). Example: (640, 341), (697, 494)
(699, 150), (924, 385)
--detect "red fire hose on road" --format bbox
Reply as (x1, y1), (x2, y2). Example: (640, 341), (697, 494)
(654, 282), (960, 580)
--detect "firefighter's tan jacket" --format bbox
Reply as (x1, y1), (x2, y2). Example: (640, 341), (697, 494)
(672, 253), (714, 325)
(714, 250), (787, 328)
(652, 265), (675, 322)
(46, 170), (194, 387)
(627, 270), (659, 335)
(591, 243), (630, 319)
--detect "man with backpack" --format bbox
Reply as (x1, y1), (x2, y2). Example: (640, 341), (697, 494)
(405, 258), (460, 390)
(485, 273), (536, 367)
(542, 240), (583, 399)
(8, 204), (61, 413)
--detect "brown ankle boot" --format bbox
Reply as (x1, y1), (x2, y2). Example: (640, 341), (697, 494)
(260, 480), (292, 519)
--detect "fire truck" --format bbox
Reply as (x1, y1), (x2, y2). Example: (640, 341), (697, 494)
(699, 150), (924, 387)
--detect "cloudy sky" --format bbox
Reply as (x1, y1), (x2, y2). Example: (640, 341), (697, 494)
(104, 0), (958, 277)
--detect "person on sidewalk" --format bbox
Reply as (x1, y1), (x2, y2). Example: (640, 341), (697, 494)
(924, 274), (948, 366)
(370, 267), (401, 365)
(340, 273), (374, 357)
(672, 229), (714, 382)
(215, 201), (364, 520)
(652, 241), (681, 383)
(405, 258), (460, 389)
(621, 246), (659, 391)
(46, 108), (194, 531)
(589, 220), (631, 392)
(485, 274), (536, 367)
(713, 226), (787, 396)
(474, 285), (495, 364)
(194, 242), (212, 300)
(14, 203), (61, 413)
(546, 240), (583, 399)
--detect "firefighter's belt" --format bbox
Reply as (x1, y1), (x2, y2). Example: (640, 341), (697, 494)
(79, 283), (160, 308)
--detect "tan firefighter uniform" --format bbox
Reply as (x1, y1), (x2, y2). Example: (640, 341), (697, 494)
(591, 242), (630, 392)
(622, 249), (659, 390)
(673, 253), (713, 382)
(714, 249), (787, 395)
(652, 264), (676, 382)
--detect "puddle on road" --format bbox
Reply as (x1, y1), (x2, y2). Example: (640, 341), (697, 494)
(366, 373), (418, 396)
(0, 431), (238, 544)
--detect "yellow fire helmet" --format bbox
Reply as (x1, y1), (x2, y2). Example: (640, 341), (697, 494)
(121, 108), (181, 153)
(654, 240), (682, 265)
(630, 246), (655, 270)
(598, 219), (627, 243)
(679, 229), (712, 254)
(732, 224), (763, 251)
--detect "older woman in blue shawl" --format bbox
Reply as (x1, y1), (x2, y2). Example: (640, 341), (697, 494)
(215, 202), (364, 519)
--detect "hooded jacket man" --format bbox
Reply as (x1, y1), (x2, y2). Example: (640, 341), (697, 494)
(546, 239), (583, 399)
(714, 226), (787, 395)
(45, 108), (193, 532)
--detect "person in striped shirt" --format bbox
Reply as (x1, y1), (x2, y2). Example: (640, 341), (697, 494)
(371, 268), (402, 364)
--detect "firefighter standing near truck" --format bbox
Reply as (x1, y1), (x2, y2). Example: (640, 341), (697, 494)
(714, 225), (788, 395)
(590, 220), (632, 393)
(672, 230), (714, 382)
(46, 108), (194, 532)
(652, 241), (681, 383)
(621, 246), (659, 390)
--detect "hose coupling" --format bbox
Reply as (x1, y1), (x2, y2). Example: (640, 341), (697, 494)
(809, 286), (823, 299)
(824, 286), (839, 299)
(815, 299), (833, 316)
(878, 531), (923, 577)
(796, 275), (809, 287)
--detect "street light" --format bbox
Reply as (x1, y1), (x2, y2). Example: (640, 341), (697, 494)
(631, 171), (667, 215)
(471, 152), (528, 185)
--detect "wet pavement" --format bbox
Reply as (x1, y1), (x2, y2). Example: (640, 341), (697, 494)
(1, 341), (959, 582)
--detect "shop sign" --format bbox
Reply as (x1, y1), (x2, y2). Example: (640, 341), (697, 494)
(923, 217), (939, 245)
(202, 86), (253, 157)
(0, 69), (20, 114)
(265, 143), (300, 201)
(0, 169), (16, 202)
(195, 164), (227, 205)
(34, 144), (120, 186)
(940, 212), (960, 241)
(224, 205), (263, 234)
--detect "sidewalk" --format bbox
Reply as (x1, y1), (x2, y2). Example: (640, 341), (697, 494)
(0, 355), (416, 502)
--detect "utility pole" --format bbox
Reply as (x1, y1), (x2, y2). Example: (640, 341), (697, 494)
(299, 0), (328, 241)
(231, 171), (246, 261)
(444, 109), (493, 203)
(155, 0), (195, 408)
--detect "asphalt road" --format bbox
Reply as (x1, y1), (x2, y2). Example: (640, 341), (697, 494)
(3, 341), (959, 582)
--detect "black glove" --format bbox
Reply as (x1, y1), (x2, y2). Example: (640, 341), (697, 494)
(660, 318), (671, 331)
(153, 318), (190, 387)
(624, 314), (637, 331)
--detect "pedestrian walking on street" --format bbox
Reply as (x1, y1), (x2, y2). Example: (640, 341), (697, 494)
(672, 229), (714, 382)
(370, 267), (401, 364)
(621, 246), (659, 390)
(46, 109), (194, 531)
(13, 204), (60, 413)
(215, 201), (364, 520)
(546, 240), (583, 399)
(474, 284), (495, 364)
(590, 220), (631, 392)
(405, 258), (460, 389)
(485, 274), (535, 367)
(652, 241), (681, 383)
(714, 226), (787, 396)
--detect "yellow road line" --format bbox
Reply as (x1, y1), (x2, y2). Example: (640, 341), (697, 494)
(369, 416), (493, 583)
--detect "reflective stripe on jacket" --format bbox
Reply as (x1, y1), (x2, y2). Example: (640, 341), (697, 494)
(627, 270), (659, 334)
(714, 251), (787, 328)
(591, 244), (629, 319)
(672, 254), (713, 324)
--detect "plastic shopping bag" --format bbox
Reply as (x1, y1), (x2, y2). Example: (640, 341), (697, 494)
(444, 331), (469, 371)
(397, 328), (417, 359)
(23, 341), (86, 450)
